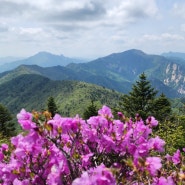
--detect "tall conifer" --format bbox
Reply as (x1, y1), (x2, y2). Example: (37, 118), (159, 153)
(0, 103), (15, 136)
(119, 73), (157, 119)
(47, 97), (58, 117)
(83, 100), (98, 119)
(153, 93), (171, 122)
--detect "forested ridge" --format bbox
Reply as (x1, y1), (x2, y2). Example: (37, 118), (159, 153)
(0, 73), (121, 116)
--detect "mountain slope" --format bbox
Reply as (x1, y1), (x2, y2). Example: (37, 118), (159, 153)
(0, 64), (79, 85)
(0, 64), (132, 93)
(1, 49), (185, 98)
(0, 51), (87, 73)
(67, 49), (167, 81)
(66, 49), (185, 97)
(162, 51), (185, 61)
(0, 74), (121, 116)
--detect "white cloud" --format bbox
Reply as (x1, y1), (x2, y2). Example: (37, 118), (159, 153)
(180, 24), (185, 32)
(19, 27), (43, 35)
(107, 0), (158, 24)
(173, 2), (185, 19)
(161, 33), (184, 41)
(143, 34), (160, 41)
(143, 33), (184, 41)
(0, 0), (184, 58)
(0, 23), (9, 32)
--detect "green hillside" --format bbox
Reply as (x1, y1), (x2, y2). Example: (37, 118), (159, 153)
(0, 74), (121, 117)
(1, 49), (185, 98)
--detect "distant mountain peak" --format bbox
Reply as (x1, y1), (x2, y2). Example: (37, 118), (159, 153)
(123, 49), (146, 55)
(0, 51), (87, 73)
(37, 51), (51, 54)
(33, 51), (58, 57)
(162, 51), (185, 60)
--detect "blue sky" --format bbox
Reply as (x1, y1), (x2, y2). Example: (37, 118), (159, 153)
(0, 0), (185, 59)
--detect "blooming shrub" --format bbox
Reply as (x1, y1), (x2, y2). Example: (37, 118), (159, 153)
(0, 106), (184, 184)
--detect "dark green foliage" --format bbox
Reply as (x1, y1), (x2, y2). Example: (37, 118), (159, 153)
(83, 100), (98, 119)
(119, 73), (158, 119)
(47, 96), (58, 117)
(0, 74), (121, 117)
(2, 120), (17, 137)
(153, 93), (171, 122)
(0, 104), (12, 123)
(0, 103), (16, 136)
(155, 119), (185, 154)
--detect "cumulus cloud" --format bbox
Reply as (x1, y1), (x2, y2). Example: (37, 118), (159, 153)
(0, 23), (9, 32)
(180, 24), (185, 32)
(143, 33), (184, 41)
(173, 2), (185, 19)
(0, 0), (159, 29)
(0, 0), (183, 58)
(107, 0), (158, 24)
(42, 1), (106, 22)
(0, 0), (35, 16)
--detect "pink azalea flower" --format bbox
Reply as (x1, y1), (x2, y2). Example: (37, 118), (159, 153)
(72, 164), (116, 185)
(146, 157), (162, 176)
(146, 116), (158, 127)
(149, 136), (165, 152)
(165, 154), (172, 162)
(98, 105), (113, 118)
(17, 109), (32, 121)
(17, 109), (36, 130)
(172, 149), (181, 165)
(153, 176), (175, 185)
(13, 178), (30, 185)
(1, 144), (8, 151)
(0, 151), (4, 161)
(81, 153), (94, 167)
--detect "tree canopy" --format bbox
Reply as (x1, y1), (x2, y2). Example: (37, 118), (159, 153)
(47, 97), (58, 117)
(153, 93), (171, 122)
(0, 103), (15, 136)
(83, 100), (98, 119)
(119, 73), (158, 119)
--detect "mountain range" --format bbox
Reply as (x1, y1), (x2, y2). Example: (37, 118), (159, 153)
(1, 49), (185, 98)
(162, 51), (185, 60)
(0, 51), (88, 73)
(0, 49), (185, 116)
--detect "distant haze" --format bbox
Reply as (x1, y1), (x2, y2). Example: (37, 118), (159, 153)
(0, 57), (25, 64)
(0, 51), (88, 73)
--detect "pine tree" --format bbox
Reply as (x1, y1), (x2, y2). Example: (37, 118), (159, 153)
(47, 97), (58, 117)
(0, 103), (15, 136)
(153, 93), (171, 122)
(83, 100), (98, 120)
(119, 73), (158, 119)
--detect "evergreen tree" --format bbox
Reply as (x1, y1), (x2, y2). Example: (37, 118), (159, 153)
(0, 103), (15, 136)
(119, 73), (158, 119)
(47, 97), (58, 117)
(153, 93), (171, 122)
(83, 100), (98, 120)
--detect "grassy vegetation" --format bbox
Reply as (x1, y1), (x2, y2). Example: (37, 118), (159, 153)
(0, 74), (121, 117)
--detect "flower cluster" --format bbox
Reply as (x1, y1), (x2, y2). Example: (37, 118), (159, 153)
(0, 106), (184, 184)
